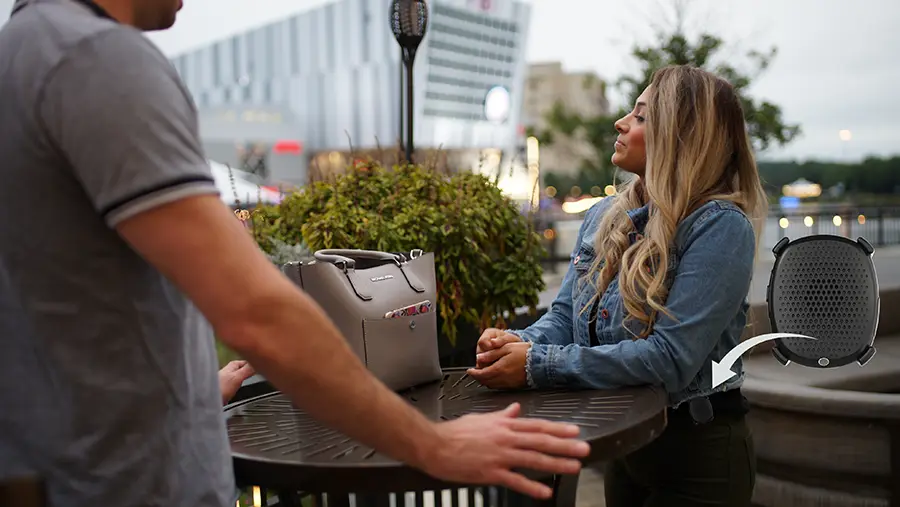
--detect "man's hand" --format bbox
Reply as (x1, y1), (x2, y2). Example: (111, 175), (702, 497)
(218, 360), (256, 405)
(468, 342), (530, 390)
(476, 328), (523, 367)
(425, 403), (589, 498)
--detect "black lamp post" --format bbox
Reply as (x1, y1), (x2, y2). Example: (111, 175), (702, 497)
(390, 0), (429, 164)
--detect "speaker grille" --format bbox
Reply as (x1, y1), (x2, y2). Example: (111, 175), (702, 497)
(770, 237), (877, 362)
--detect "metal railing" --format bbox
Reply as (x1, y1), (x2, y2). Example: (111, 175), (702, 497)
(771, 206), (900, 248)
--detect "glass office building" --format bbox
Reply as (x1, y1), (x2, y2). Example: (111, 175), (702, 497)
(170, 0), (532, 184)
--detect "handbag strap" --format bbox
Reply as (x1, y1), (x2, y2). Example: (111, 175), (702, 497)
(314, 250), (403, 266)
(313, 249), (427, 296)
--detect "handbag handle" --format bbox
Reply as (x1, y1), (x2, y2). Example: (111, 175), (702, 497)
(314, 249), (403, 270)
(312, 249), (426, 295)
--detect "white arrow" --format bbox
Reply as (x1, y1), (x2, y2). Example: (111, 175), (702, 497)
(711, 333), (817, 389)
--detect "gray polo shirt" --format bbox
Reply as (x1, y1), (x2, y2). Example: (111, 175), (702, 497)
(0, 1), (234, 505)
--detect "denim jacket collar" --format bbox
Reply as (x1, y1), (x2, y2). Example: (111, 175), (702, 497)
(625, 203), (651, 231)
(625, 203), (651, 243)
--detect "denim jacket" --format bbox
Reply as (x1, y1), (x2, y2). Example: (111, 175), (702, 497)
(512, 197), (756, 407)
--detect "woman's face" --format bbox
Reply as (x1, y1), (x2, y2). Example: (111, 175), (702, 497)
(611, 87), (649, 176)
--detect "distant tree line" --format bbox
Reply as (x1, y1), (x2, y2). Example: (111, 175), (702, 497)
(543, 155), (900, 202)
(757, 156), (900, 197)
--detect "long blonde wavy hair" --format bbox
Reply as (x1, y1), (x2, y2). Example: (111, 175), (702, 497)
(586, 65), (768, 339)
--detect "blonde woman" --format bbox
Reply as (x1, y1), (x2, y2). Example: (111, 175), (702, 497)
(468, 65), (766, 506)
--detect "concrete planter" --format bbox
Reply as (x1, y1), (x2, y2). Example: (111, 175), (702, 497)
(745, 376), (900, 507)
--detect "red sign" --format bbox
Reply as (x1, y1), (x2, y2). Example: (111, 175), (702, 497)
(272, 140), (303, 155)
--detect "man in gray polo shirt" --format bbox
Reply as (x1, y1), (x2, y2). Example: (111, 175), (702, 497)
(0, 0), (591, 506)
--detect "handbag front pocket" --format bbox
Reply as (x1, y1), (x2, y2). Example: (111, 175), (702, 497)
(361, 311), (442, 392)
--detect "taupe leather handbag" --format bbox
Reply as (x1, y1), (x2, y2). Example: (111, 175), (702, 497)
(282, 249), (443, 392)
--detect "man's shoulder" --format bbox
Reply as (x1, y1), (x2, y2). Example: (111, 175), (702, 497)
(2, 1), (168, 79)
(4, 0), (115, 56)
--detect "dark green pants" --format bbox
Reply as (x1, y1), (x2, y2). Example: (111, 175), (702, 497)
(604, 409), (756, 507)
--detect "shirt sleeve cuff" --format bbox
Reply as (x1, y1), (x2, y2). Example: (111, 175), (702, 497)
(105, 177), (220, 227)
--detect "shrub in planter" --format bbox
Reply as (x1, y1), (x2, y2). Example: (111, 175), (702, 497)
(249, 161), (547, 345)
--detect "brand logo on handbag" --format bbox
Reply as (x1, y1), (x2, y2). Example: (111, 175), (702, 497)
(370, 274), (395, 282)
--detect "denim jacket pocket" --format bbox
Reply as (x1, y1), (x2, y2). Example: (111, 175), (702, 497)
(572, 242), (596, 274)
(572, 242), (598, 293)
(571, 242), (600, 343)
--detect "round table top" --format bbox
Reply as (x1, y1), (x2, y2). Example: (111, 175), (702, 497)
(225, 369), (667, 493)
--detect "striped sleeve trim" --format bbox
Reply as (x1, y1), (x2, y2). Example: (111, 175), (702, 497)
(102, 176), (220, 227)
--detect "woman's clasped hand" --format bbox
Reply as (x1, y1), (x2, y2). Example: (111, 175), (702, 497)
(467, 328), (531, 390)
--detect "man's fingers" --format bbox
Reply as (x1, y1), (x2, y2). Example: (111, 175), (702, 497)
(490, 469), (553, 500)
(510, 432), (591, 459)
(235, 364), (256, 382)
(500, 402), (521, 418)
(502, 449), (584, 476)
(220, 360), (242, 373)
(508, 418), (583, 438)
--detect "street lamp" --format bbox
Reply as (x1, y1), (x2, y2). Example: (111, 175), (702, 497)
(390, 0), (429, 164)
(526, 136), (540, 210)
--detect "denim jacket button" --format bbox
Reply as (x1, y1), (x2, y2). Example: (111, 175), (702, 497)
(600, 308), (609, 319)
(574, 255), (580, 265)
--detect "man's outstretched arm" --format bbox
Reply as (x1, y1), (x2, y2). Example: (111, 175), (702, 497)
(38, 29), (590, 498)
(117, 194), (587, 497)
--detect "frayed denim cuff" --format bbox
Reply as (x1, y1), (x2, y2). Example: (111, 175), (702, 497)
(525, 343), (559, 388)
(524, 344), (536, 388)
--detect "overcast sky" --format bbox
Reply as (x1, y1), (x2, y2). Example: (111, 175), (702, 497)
(4, 0), (898, 162)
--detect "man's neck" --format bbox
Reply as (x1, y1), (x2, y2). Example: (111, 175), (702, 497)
(90, 0), (134, 25)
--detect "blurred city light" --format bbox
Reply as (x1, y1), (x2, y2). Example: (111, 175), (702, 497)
(562, 196), (604, 214)
(782, 179), (822, 198)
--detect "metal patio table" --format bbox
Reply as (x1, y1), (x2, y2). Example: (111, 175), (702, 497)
(225, 368), (668, 507)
